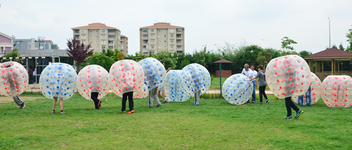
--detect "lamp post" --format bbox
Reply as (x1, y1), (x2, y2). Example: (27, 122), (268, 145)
(328, 17), (331, 48)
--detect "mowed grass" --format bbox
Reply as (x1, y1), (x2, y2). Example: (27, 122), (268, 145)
(1, 94), (352, 149)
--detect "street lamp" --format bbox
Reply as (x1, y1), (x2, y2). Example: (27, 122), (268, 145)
(328, 17), (331, 48)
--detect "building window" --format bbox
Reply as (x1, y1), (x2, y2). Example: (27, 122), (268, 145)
(82, 30), (86, 33)
(108, 35), (115, 38)
(151, 40), (154, 43)
(96, 41), (99, 44)
(164, 35), (167, 37)
(177, 51), (183, 54)
(102, 46), (106, 49)
(96, 30), (99, 33)
(163, 29), (167, 32)
(170, 29), (174, 33)
(164, 40), (167, 43)
(164, 46), (167, 48)
(158, 41), (161, 43)
(177, 28), (183, 32)
(102, 30), (105, 33)
(90, 47), (93, 49)
(89, 36), (93, 38)
(170, 40), (174, 43)
(151, 35), (155, 38)
(108, 29), (115, 33)
(151, 51), (155, 55)
(143, 34), (148, 38)
(158, 29), (161, 32)
(176, 34), (181, 38)
(96, 47), (99, 49)
(170, 45), (174, 49)
(177, 45), (182, 49)
(143, 45), (148, 49)
(90, 41), (93, 43)
(158, 35), (161, 37)
(177, 39), (181, 43)
(151, 29), (155, 32)
(151, 46), (155, 49)
(95, 36), (99, 38)
(109, 46), (113, 49)
(170, 34), (174, 37)
(142, 51), (149, 55)
(121, 45), (124, 49)
(158, 46), (161, 48)
(142, 29), (148, 32)
(82, 41), (86, 44)
(82, 36), (86, 39)
(74, 30), (79, 33)
(89, 30), (93, 33)
(108, 40), (114, 44)
(102, 35), (106, 39)
(143, 40), (148, 44)
(102, 41), (106, 44)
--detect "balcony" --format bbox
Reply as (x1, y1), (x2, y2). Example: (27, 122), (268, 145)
(176, 34), (182, 38)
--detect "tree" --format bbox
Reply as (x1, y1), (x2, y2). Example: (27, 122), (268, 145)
(346, 25), (352, 52)
(66, 38), (94, 72)
(338, 43), (345, 50)
(256, 50), (272, 69)
(1, 49), (23, 63)
(299, 50), (312, 58)
(152, 52), (178, 69)
(332, 44), (338, 49)
(87, 53), (115, 72)
(117, 51), (124, 60)
(281, 36), (297, 53)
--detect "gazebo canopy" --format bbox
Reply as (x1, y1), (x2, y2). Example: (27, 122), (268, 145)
(305, 48), (352, 61)
(214, 59), (233, 64)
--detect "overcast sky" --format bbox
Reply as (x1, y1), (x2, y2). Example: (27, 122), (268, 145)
(1, 0), (352, 55)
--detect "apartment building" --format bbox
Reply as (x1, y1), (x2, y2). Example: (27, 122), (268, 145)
(120, 35), (128, 56)
(13, 37), (58, 50)
(0, 32), (13, 56)
(140, 22), (185, 55)
(72, 23), (128, 56)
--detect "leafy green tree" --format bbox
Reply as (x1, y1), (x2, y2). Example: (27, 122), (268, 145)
(1, 49), (23, 63)
(346, 25), (352, 52)
(332, 44), (338, 49)
(280, 36), (297, 55)
(152, 52), (178, 69)
(299, 50), (312, 59)
(338, 43), (345, 50)
(87, 53), (115, 71)
(117, 51), (124, 60)
(256, 50), (272, 69)
(179, 59), (190, 69)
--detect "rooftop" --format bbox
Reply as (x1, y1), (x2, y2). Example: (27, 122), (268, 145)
(305, 48), (352, 60)
(214, 59), (233, 64)
(72, 23), (116, 29)
(141, 22), (183, 29)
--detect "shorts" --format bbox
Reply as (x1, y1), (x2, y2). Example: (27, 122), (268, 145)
(158, 86), (165, 91)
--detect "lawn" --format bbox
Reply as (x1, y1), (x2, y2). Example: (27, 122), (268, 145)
(1, 93), (352, 149)
(211, 77), (270, 90)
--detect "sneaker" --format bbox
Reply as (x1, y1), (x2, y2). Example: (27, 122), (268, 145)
(157, 104), (161, 107)
(163, 101), (169, 103)
(193, 104), (199, 106)
(294, 110), (304, 119)
(149, 106), (154, 108)
(128, 110), (135, 114)
(20, 102), (25, 109)
(252, 101), (255, 103)
(98, 100), (102, 109)
(51, 110), (55, 114)
(258, 102), (263, 105)
(120, 111), (126, 113)
(283, 116), (292, 119)
(266, 100), (270, 104)
(61, 111), (65, 115)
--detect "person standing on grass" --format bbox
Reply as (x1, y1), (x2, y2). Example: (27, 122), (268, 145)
(157, 61), (171, 103)
(241, 63), (254, 103)
(3, 62), (25, 109)
(282, 60), (304, 120)
(249, 65), (270, 105)
(121, 72), (135, 114)
(51, 67), (65, 115)
(249, 63), (257, 103)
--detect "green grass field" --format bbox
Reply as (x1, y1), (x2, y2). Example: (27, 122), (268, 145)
(1, 94), (352, 149)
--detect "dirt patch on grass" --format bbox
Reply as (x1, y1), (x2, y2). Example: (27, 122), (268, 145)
(0, 97), (45, 103)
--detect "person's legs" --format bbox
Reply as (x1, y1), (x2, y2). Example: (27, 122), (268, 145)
(262, 86), (268, 100)
(121, 93), (127, 112)
(259, 86), (264, 103)
(127, 92), (134, 111)
(194, 90), (200, 105)
(285, 97), (292, 117)
(52, 97), (57, 114)
(91, 92), (100, 109)
(290, 99), (300, 112)
(59, 99), (64, 114)
(161, 91), (167, 102)
(13, 96), (24, 107)
(251, 80), (256, 102)
(148, 90), (153, 107)
(152, 88), (161, 106)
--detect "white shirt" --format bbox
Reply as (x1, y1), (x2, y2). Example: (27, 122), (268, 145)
(251, 69), (257, 81)
(241, 68), (254, 79)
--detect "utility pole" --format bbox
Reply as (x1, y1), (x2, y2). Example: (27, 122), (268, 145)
(328, 17), (331, 48)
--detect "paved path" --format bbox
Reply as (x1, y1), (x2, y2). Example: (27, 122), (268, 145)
(26, 84), (273, 95)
